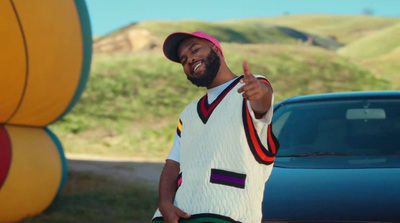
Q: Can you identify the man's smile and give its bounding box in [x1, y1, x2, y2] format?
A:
[192, 61, 203, 75]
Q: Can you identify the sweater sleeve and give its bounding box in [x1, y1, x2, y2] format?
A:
[242, 76, 279, 165]
[246, 93, 274, 153]
[166, 118, 182, 163]
[166, 133, 180, 162]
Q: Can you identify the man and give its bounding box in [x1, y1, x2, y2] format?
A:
[151, 31, 279, 223]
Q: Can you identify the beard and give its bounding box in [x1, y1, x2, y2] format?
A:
[187, 48, 221, 87]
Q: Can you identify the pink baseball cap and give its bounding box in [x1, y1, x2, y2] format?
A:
[163, 31, 225, 63]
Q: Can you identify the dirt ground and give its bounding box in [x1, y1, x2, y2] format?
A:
[66, 153, 165, 188]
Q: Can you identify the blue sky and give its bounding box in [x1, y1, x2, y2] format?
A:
[85, 0, 400, 36]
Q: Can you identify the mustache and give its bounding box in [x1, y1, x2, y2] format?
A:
[190, 59, 204, 76]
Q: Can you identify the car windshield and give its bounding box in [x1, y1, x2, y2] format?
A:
[272, 98, 400, 168]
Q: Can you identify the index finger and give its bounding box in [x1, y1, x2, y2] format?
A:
[243, 61, 251, 76]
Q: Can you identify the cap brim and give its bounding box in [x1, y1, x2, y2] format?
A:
[163, 32, 198, 63]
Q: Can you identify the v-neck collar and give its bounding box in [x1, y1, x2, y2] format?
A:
[197, 76, 242, 124]
[207, 78, 236, 104]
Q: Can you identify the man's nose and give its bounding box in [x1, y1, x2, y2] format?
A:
[189, 56, 196, 64]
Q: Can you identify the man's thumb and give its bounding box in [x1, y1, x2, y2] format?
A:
[243, 61, 251, 76]
[177, 209, 191, 219]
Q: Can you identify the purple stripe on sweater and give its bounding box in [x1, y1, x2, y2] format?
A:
[210, 174, 245, 185]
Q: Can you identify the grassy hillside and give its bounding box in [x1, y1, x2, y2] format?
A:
[129, 20, 342, 50]
[359, 47, 400, 88]
[224, 43, 388, 99]
[336, 23, 400, 88]
[22, 171, 157, 223]
[338, 23, 400, 59]
[231, 14, 400, 44]
[363, 46, 400, 71]
[50, 43, 390, 161]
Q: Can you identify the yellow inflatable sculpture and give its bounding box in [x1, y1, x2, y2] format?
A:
[0, 0, 92, 222]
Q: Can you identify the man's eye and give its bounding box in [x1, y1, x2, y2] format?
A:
[193, 48, 199, 53]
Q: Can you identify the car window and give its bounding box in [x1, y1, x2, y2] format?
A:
[273, 99, 400, 158]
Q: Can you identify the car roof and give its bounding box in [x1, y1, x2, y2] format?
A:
[276, 91, 400, 106]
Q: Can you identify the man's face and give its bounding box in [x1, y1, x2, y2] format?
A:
[177, 38, 221, 87]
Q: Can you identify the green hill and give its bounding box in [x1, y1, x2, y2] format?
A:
[51, 43, 390, 160]
[121, 20, 343, 50]
[360, 46, 400, 88]
[99, 15, 400, 52]
[338, 23, 400, 59]
[58, 15, 400, 160]
[336, 23, 400, 88]
[230, 14, 400, 44]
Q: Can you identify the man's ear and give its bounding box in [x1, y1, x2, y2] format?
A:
[211, 44, 222, 57]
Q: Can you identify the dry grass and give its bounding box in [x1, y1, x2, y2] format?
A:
[21, 171, 158, 223]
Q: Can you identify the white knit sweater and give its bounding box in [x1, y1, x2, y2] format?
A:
[152, 76, 279, 223]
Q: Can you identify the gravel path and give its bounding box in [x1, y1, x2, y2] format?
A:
[66, 153, 165, 188]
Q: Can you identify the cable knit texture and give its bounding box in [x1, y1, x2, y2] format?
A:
[152, 76, 276, 223]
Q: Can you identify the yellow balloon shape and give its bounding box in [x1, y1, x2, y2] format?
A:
[0, 0, 92, 222]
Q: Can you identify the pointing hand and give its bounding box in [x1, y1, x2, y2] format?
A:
[237, 61, 265, 101]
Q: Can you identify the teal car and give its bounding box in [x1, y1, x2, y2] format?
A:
[262, 91, 400, 222]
